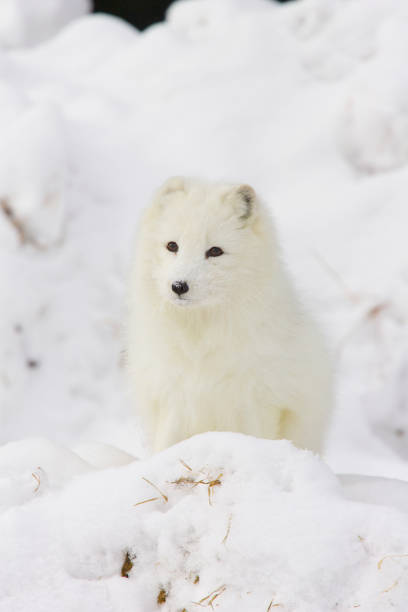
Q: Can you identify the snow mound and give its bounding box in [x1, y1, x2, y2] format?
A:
[0, 103, 67, 248]
[23, 13, 138, 77]
[0, 437, 91, 511]
[2, 434, 408, 611]
[73, 441, 136, 468]
[0, 0, 90, 48]
[341, 473, 408, 514]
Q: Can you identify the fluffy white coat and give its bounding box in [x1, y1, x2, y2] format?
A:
[128, 177, 332, 453]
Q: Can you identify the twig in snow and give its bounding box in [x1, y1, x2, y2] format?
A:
[193, 584, 226, 608]
[222, 514, 232, 544]
[133, 496, 160, 507]
[267, 600, 282, 610]
[179, 458, 192, 471]
[382, 579, 399, 594]
[192, 473, 222, 506]
[32, 469, 41, 493]
[170, 470, 223, 505]
[142, 477, 168, 503]
[377, 553, 408, 595]
[357, 535, 371, 555]
[0, 198, 42, 249]
[377, 553, 408, 570]
[171, 476, 196, 487]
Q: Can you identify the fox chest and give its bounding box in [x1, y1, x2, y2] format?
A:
[143, 336, 276, 404]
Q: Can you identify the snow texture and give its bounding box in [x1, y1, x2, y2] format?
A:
[0, 0, 90, 48]
[1, 0, 408, 610]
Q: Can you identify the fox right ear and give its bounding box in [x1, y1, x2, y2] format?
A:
[158, 176, 186, 197]
[146, 176, 186, 223]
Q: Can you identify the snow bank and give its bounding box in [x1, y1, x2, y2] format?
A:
[2, 433, 408, 612]
[0, 103, 67, 248]
[0, 0, 90, 48]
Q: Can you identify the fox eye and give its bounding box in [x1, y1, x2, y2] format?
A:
[166, 241, 178, 253]
[206, 246, 224, 258]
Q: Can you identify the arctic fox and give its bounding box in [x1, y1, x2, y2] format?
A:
[128, 177, 332, 453]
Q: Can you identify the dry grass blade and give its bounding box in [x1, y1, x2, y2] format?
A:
[222, 514, 232, 544]
[377, 553, 408, 570]
[0, 198, 42, 248]
[133, 496, 159, 507]
[171, 476, 196, 487]
[206, 474, 222, 506]
[377, 553, 408, 595]
[170, 470, 222, 505]
[191, 473, 222, 506]
[179, 458, 192, 471]
[142, 477, 168, 503]
[1, 199, 27, 244]
[193, 585, 226, 608]
[32, 470, 41, 493]
[267, 601, 282, 610]
[382, 579, 399, 594]
[207, 587, 226, 608]
[366, 302, 388, 319]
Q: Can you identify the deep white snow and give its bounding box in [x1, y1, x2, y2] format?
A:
[1, 0, 408, 610]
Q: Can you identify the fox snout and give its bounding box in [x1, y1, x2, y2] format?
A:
[172, 281, 189, 296]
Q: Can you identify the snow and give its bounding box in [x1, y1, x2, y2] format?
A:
[1, 0, 408, 609]
[0, 0, 90, 48]
[3, 434, 408, 611]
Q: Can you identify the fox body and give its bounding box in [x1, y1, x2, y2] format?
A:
[128, 177, 331, 453]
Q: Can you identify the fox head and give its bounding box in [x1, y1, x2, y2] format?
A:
[136, 177, 277, 310]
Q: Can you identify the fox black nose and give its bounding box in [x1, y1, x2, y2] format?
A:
[172, 281, 189, 296]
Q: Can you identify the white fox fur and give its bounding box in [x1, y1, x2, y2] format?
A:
[127, 177, 332, 453]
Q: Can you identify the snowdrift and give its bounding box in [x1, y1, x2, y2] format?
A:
[1, 433, 408, 611]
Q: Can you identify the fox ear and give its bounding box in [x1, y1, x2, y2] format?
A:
[145, 176, 186, 224]
[148, 176, 186, 218]
[224, 184, 256, 222]
[158, 176, 186, 197]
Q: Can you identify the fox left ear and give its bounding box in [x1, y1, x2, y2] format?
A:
[224, 184, 256, 222]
